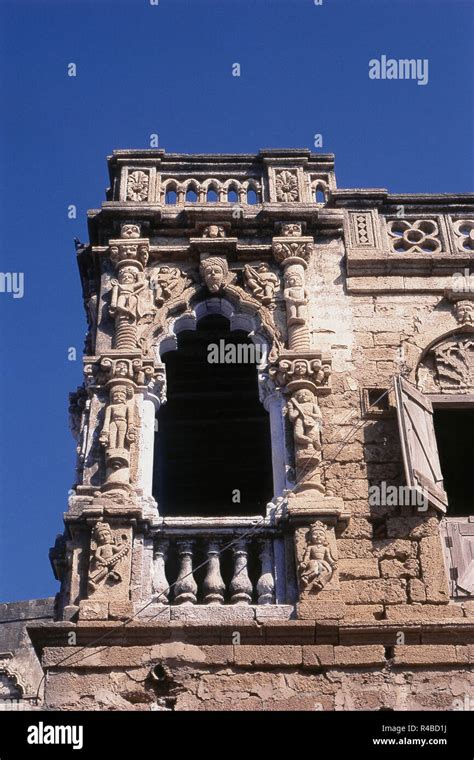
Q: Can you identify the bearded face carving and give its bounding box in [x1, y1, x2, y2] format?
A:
[200, 256, 229, 293]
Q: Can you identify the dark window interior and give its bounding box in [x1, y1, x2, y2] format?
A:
[434, 408, 474, 516]
[368, 388, 390, 412]
[153, 314, 273, 516]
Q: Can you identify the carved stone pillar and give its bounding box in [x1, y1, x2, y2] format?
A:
[174, 541, 197, 604]
[272, 223, 313, 352]
[230, 540, 253, 604]
[202, 541, 225, 605]
[257, 539, 275, 605]
[152, 540, 169, 604]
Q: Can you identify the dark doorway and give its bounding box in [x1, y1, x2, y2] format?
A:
[433, 408, 474, 516]
[153, 315, 273, 516]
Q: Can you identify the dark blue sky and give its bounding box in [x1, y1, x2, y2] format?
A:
[0, 0, 472, 602]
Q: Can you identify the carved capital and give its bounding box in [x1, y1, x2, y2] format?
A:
[272, 237, 313, 266]
[108, 226, 149, 271]
[270, 352, 332, 394]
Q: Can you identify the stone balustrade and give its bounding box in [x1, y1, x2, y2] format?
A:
[152, 522, 293, 605]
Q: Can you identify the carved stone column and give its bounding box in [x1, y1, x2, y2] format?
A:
[152, 540, 169, 604]
[202, 541, 225, 605]
[257, 539, 275, 605]
[174, 541, 197, 604]
[230, 540, 253, 604]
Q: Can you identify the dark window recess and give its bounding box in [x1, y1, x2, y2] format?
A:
[433, 409, 474, 516]
[367, 388, 390, 412]
[153, 315, 273, 517]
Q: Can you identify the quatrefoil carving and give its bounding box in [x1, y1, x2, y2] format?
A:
[387, 219, 441, 254]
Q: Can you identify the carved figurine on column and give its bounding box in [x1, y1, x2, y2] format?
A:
[287, 389, 324, 492]
[99, 383, 136, 491]
[88, 521, 130, 594]
[283, 266, 308, 326]
[298, 521, 337, 593]
[110, 266, 155, 351]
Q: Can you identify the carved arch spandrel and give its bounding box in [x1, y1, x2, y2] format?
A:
[415, 329, 474, 394]
[140, 282, 284, 365]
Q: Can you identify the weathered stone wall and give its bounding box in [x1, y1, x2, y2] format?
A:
[40, 641, 474, 711]
[0, 598, 55, 703]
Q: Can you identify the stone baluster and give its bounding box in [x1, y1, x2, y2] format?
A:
[174, 540, 197, 604]
[257, 539, 275, 605]
[152, 540, 169, 604]
[230, 540, 253, 604]
[202, 540, 225, 605]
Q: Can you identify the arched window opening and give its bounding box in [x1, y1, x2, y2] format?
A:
[247, 188, 258, 205]
[153, 314, 273, 517]
[206, 187, 218, 202]
[315, 187, 326, 204]
[165, 188, 177, 205]
[186, 187, 198, 202]
[227, 188, 238, 203]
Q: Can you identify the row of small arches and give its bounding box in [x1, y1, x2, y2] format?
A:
[162, 178, 262, 205]
[160, 178, 329, 205]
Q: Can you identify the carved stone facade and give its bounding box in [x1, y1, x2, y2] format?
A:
[6, 148, 474, 711]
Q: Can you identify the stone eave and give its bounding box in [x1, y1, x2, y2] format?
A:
[27, 618, 474, 660]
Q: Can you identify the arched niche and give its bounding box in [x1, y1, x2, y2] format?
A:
[416, 329, 474, 394]
[145, 297, 289, 515]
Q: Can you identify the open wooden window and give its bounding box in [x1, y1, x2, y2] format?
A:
[441, 519, 474, 597]
[394, 376, 448, 512]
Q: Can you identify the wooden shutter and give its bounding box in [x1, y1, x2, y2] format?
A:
[442, 519, 474, 597]
[394, 376, 448, 513]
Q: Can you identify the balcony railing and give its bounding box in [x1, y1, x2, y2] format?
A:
[151, 517, 296, 606]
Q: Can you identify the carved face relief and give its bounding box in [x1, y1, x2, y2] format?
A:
[293, 361, 308, 377]
[454, 300, 474, 325]
[285, 271, 303, 288]
[281, 223, 302, 237]
[121, 224, 141, 239]
[118, 267, 137, 285]
[115, 361, 129, 378]
[203, 224, 225, 239]
[200, 257, 228, 292]
[111, 388, 127, 404]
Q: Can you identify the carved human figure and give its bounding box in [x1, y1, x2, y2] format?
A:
[299, 522, 337, 592]
[153, 266, 188, 306]
[244, 263, 279, 305]
[109, 266, 155, 349]
[88, 521, 130, 593]
[283, 269, 308, 326]
[287, 389, 322, 452]
[99, 386, 136, 452]
[200, 256, 228, 293]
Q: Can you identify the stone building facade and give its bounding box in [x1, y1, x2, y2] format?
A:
[21, 149, 474, 710]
